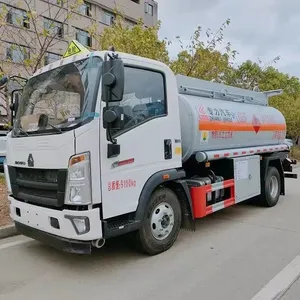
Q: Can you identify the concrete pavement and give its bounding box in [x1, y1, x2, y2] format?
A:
[1, 171, 300, 300]
[282, 277, 300, 299]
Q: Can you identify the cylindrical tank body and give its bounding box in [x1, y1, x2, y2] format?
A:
[179, 94, 286, 162]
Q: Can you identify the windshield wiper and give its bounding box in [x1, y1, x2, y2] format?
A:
[17, 127, 29, 136]
[36, 114, 63, 134]
[47, 122, 63, 134]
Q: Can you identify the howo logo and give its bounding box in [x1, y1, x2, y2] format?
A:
[27, 154, 34, 167]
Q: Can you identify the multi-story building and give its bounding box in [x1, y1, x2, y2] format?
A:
[0, 0, 158, 123]
[0, 0, 158, 68]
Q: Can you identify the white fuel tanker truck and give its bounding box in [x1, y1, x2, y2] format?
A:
[3, 41, 297, 255]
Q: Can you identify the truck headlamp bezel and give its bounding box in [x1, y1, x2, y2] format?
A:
[65, 152, 92, 205]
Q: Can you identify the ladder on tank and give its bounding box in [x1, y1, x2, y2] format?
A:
[176, 74, 282, 106]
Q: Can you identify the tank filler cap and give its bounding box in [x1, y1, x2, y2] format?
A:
[195, 152, 207, 163]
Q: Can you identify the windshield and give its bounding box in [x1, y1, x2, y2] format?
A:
[13, 56, 103, 136]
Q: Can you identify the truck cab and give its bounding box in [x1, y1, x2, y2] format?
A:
[5, 43, 184, 254]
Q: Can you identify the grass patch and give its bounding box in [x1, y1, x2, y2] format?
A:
[0, 174, 5, 186]
[290, 145, 300, 161]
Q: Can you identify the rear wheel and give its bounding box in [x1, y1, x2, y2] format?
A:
[260, 166, 281, 207]
[136, 187, 182, 255]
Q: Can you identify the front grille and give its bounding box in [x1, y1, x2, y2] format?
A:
[16, 168, 58, 183]
[18, 186, 57, 199]
[8, 167, 68, 208]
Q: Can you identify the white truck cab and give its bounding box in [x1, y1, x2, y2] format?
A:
[4, 41, 297, 255]
[5, 42, 185, 254]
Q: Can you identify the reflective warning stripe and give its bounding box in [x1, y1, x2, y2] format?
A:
[195, 144, 289, 162]
[190, 179, 235, 218]
[206, 196, 236, 215]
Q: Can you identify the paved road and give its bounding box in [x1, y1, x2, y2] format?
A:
[282, 278, 300, 300]
[1, 170, 300, 300]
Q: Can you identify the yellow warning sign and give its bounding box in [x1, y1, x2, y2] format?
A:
[63, 40, 90, 58]
[200, 131, 209, 144]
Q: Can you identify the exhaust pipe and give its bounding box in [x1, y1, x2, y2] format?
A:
[91, 238, 106, 249]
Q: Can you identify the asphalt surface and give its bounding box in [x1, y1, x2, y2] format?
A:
[1, 169, 300, 300]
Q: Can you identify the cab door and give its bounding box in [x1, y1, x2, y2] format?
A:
[99, 60, 182, 219]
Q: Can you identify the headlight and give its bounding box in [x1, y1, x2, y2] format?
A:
[65, 152, 92, 205]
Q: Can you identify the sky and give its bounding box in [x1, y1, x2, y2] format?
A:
[156, 0, 300, 77]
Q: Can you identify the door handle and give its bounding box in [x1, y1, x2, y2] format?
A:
[164, 139, 172, 160]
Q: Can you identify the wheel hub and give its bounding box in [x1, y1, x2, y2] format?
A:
[161, 214, 170, 228]
[150, 202, 175, 241]
[269, 175, 279, 198]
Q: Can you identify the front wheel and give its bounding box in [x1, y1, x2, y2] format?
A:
[136, 187, 182, 255]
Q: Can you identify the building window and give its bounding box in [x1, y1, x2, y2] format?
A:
[78, 1, 92, 16]
[44, 52, 61, 65]
[131, 0, 140, 3]
[75, 28, 92, 47]
[100, 10, 115, 26]
[6, 44, 30, 63]
[145, 3, 153, 15]
[125, 19, 136, 28]
[6, 6, 30, 29]
[44, 18, 64, 38]
[47, 0, 62, 5]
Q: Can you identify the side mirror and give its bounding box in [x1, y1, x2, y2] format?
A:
[0, 76, 9, 89]
[101, 58, 124, 102]
[102, 106, 124, 130]
[11, 91, 20, 112]
[0, 74, 27, 91]
[10, 90, 20, 126]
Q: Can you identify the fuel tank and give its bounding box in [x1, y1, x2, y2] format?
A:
[177, 75, 286, 162]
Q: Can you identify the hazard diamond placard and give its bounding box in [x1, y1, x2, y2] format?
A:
[63, 40, 90, 58]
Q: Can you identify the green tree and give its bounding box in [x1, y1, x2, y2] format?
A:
[263, 69, 300, 140]
[89, 14, 169, 64]
[169, 19, 237, 82]
[227, 59, 300, 139]
[90, 16, 237, 83]
[225, 57, 280, 89]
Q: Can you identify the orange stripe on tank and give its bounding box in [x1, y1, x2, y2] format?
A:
[199, 121, 286, 132]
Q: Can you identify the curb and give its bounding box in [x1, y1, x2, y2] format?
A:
[0, 224, 18, 240]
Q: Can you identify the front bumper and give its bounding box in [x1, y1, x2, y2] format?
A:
[9, 196, 103, 243]
[15, 222, 92, 254]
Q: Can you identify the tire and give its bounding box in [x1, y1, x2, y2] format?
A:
[260, 166, 281, 207]
[135, 187, 182, 255]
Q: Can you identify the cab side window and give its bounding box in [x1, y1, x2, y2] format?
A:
[115, 67, 166, 134]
